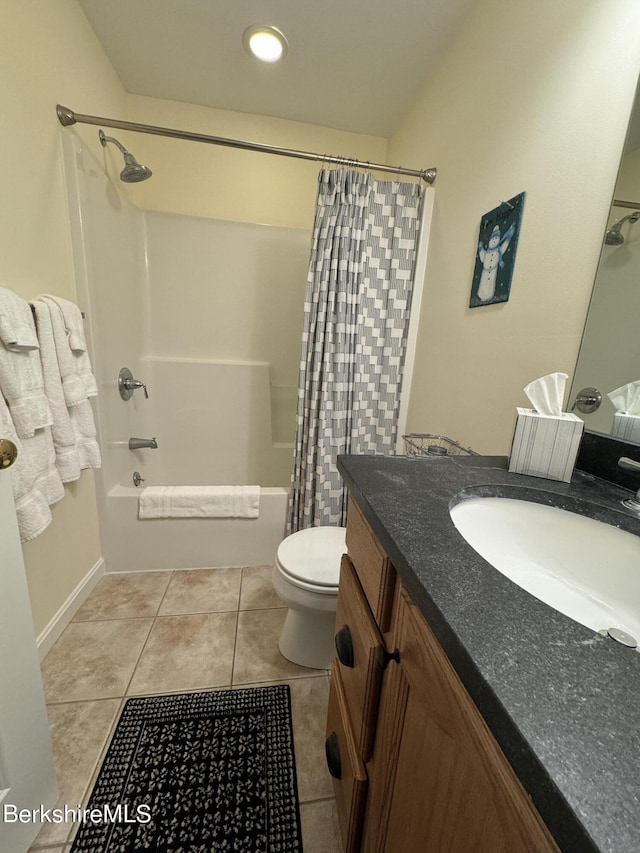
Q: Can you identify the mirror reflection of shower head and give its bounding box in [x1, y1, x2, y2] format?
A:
[604, 210, 640, 245]
[98, 129, 152, 183]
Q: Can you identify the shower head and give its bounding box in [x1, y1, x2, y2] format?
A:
[605, 226, 625, 246]
[98, 129, 152, 183]
[604, 210, 640, 245]
[120, 152, 153, 183]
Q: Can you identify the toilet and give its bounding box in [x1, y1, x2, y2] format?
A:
[272, 526, 347, 669]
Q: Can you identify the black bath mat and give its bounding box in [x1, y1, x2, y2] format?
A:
[70, 685, 303, 852]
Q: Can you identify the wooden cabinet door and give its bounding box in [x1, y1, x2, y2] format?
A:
[363, 585, 559, 853]
[334, 554, 384, 762]
[326, 663, 368, 853]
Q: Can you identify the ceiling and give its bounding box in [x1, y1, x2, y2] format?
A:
[77, 0, 476, 138]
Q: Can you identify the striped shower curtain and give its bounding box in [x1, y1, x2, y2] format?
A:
[287, 168, 424, 532]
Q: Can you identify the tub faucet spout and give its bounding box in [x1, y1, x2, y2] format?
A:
[129, 437, 158, 450]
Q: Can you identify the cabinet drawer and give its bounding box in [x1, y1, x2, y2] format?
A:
[346, 499, 396, 632]
[326, 662, 368, 853]
[335, 554, 384, 762]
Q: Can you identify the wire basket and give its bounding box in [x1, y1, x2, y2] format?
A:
[402, 433, 479, 457]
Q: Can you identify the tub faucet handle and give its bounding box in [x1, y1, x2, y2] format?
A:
[129, 379, 149, 399]
[118, 367, 149, 400]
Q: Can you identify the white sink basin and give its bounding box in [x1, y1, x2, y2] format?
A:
[449, 497, 640, 645]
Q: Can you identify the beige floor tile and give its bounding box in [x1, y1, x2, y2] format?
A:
[289, 676, 334, 802]
[159, 567, 242, 615]
[30, 699, 120, 848]
[300, 799, 343, 853]
[239, 564, 282, 610]
[233, 608, 320, 684]
[29, 846, 66, 852]
[41, 619, 153, 703]
[127, 612, 237, 695]
[73, 571, 172, 621]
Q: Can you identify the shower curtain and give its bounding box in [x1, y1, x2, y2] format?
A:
[287, 168, 424, 532]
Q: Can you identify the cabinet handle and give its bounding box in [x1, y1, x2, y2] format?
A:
[375, 643, 400, 671]
[335, 624, 355, 668]
[325, 731, 342, 779]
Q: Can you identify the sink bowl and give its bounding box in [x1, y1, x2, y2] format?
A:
[449, 497, 640, 644]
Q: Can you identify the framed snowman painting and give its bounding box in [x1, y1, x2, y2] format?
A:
[469, 191, 525, 307]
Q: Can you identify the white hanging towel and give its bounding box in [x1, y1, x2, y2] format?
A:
[0, 393, 53, 542]
[40, 296, 98, 403]
[0, 288, 52, 437]
[139, 485, 260, 519]
[40, 293, 87, 352]
[31, 300, 101, 481]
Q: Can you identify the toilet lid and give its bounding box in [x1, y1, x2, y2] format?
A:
[277, 526, 346, 588]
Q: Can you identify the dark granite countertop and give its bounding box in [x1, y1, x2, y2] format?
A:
[337, 453, 640, 853]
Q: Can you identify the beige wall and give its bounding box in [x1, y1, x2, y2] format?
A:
[9, 0, 640, 630]
[1, 1, 387, 633]
[390, 0, 640, 454]
[119, 94, 388, 229]
[0, 1, 127, 634]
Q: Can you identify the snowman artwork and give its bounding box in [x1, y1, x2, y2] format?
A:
[476, 221, 516, 302]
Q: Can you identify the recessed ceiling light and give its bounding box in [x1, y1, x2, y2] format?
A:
[243, 25, 288, 63]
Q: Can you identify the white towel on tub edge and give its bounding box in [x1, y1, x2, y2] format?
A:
[139, 485, 260, 519]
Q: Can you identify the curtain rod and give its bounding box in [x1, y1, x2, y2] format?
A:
[56, 104, 437, 184]
[613, 198, 640, 210]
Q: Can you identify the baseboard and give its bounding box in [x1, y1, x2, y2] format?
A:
[36, 557, 105, 662]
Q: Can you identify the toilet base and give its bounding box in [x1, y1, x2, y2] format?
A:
[278, 607, 336, 669]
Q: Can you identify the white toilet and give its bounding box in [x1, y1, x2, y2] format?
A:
[272, 526, 347, 669]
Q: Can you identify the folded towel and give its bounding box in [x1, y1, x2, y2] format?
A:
[139, 485, 260, 519]
[0, 393, 53, 541]
[32, 300, 101, 481]
[40, 296, 97, 405]
[0, 286, 40, 349]
[0, 293, 52, 438]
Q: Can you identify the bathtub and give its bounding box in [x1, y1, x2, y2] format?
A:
[102, 484, 289, 573]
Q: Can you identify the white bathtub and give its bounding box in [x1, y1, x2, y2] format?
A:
[102, 484, 289, 573]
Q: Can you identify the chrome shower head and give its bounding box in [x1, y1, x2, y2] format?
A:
[605, 210, 640, 245]
[98, 129, 152, 183]
[605, 226, 625, 246]
[120, 153, 153, 183]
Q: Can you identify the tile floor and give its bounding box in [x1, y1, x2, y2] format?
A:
[30, 565, 342, 852]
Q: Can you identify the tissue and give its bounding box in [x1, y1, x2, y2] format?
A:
[607, 381, 640, 415]
[523, 372, 568, 417]
[509, 372, 583, 482]
[608, 381, 640, 442]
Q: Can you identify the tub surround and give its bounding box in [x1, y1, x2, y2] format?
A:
[104, 485, 287, 572]
[337, 453, 640, 853]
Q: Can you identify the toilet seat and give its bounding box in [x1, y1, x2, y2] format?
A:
[275, 526, 346, 592]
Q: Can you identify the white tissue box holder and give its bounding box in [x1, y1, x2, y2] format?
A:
[508, 408, 584, 483]
[611, 413, 640, 443]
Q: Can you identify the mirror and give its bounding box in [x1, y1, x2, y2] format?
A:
[570, 82, 640, 443]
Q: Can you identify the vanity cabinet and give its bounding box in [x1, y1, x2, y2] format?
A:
[326, 497, 560, 853]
